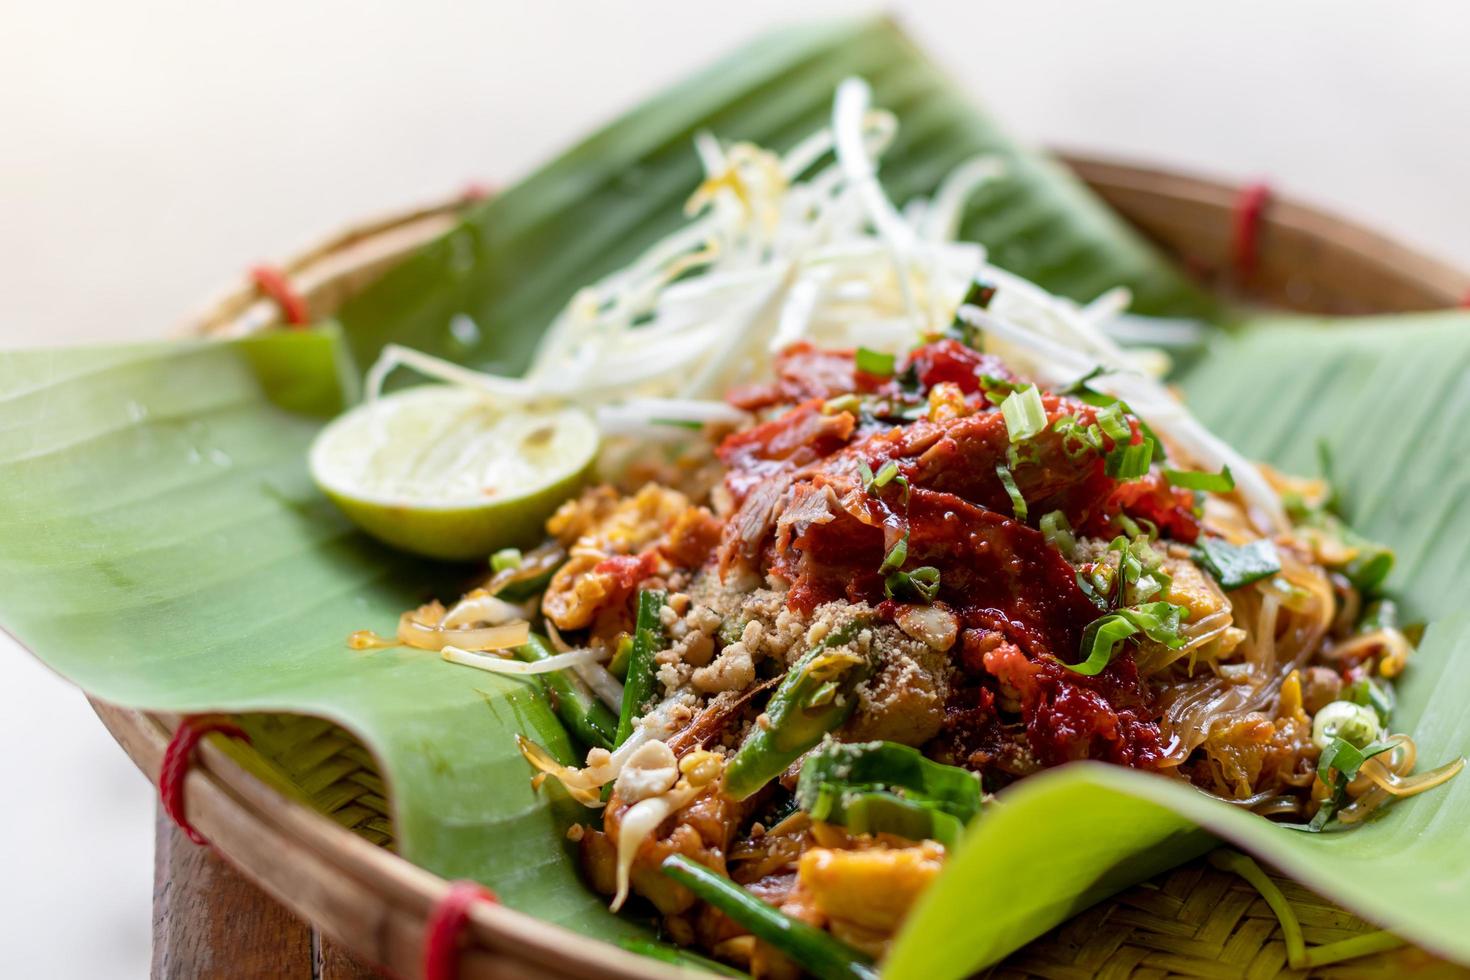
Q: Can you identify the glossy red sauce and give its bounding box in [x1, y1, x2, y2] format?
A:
[714, 340, 1187, 776]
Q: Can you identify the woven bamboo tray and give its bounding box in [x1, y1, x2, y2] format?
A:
[92, 156, 1470, 979]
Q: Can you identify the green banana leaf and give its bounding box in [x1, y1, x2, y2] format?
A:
[4, 14, 1469, 980]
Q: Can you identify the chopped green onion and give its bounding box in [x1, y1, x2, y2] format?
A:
[1105, 437, 1154, 479]
[1094, 402, 1131, 442]
[1063, 601, 1186, 676]
[1040, 510, 1075, 558]
[855, 347, 895, 377]
[615, 590, 667, 746]
[660, 855, 877, 980]
[872, 459, 900, 488]
[879, 533, 909, 574]
[1060, 364, 1107, 394]
[978, 373, 1019, 406]
[1000, 385, 1047, 443]
[1053, 415, 1104, 459]
[960, 277, 997, 310]
[995, 464, 1027, 522]
[797, 740, 981, 849]
[1164, 466, 1236, 492]
[823, 393, 862, 416]
[1357, 597, 1399, 634]
[1193, 537, 1282, 590]
[1303, 737, 1396, 831]
[1344, 676, 1395, 725]
[884, 565, 940, 603]
[857, 459, 875, 490]
[489, 547, 523, 573]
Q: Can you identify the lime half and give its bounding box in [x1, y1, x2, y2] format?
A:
[309, 384, 598, 561]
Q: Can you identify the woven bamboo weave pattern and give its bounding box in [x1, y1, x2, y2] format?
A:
[991, 860, 1468, 979]
[235, 713, 395, 848]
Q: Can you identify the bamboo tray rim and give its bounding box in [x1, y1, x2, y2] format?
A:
[87, 153, 1470, 979]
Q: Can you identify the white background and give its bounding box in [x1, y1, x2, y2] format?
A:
[2, 2, 1467, 976]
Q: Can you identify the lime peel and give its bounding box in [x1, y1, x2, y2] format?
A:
[309, 384, 597, 561]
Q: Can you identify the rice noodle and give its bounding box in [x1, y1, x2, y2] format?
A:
[349, 604, 530, 654]
[546, 620, 625, 710]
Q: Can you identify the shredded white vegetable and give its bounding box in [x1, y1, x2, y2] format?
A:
[365, 76, 1287, 535]
[441, 645, 607, 675]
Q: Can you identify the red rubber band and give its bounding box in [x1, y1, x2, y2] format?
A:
[158, 716, 249, 845]
[249, 264, 310, 326]
[1231, 181, 1272, 280]
[423, 880, 499, 980]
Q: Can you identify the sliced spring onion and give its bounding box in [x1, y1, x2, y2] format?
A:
[1040, 510, 1076, 558]
[872, 459, 900, 488]
[879, 533, 909, 574]
[1193, 536, 1282, 590]
[797, 740, 981, 824]
[1094, 402, 1131, 442]
[1000, 385, 1047, 443]
[960, 276, 997, 310]
[1164, 466, 1235, 492]
[660, 855, 877, 980]
[1344, 675, 1395, 725]
[995, 464, 1027, 522]
[615, 590, 667, 746]
[489, 547, 523, 573]
[855, 347, 896, 376]
[884, 565, 940, 603]
[1104, 436, 1154, 479]
[1063, 601, 1186, 676]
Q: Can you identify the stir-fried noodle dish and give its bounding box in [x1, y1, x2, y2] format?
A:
[342, 80, 1461, 976]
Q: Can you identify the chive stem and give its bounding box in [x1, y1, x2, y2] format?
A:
[661, 855, 876, 980]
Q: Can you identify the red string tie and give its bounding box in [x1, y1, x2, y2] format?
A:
[1231, 180, 1273, 281]
[460, 181, 494, 203]
[249, 264, 310, 327]
[423, 880, 499, 980]
[158, 716, 250, 846]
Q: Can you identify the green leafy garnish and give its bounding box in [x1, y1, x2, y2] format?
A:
[1000, 385, 1047, 443]
[614, 590, 667, 746]
[661, 855, 876, 979]
[1064, 601, 1186, 676]
[855, 347, 896, 377]
[1193, 536, 1282, 590]
[1040, 510, 1076, 558]
[1293, 738, 1397, 832]
[797, 740, 982, 847]
[1283, 493, 1395, 592]
[1105, 437, 1155, 479]
[1094, 402, 1131, 442]
[1059, 364, 1107, 394]
[885, 565, 940, 603]
[489, 547, 523, 573]
[880, 533, 910, 574]
[1164, 466, 1236, 492]
[1345, 676, 1396, 725]
[960, 277, 997, 311]
[995, 464, 1027, 522]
